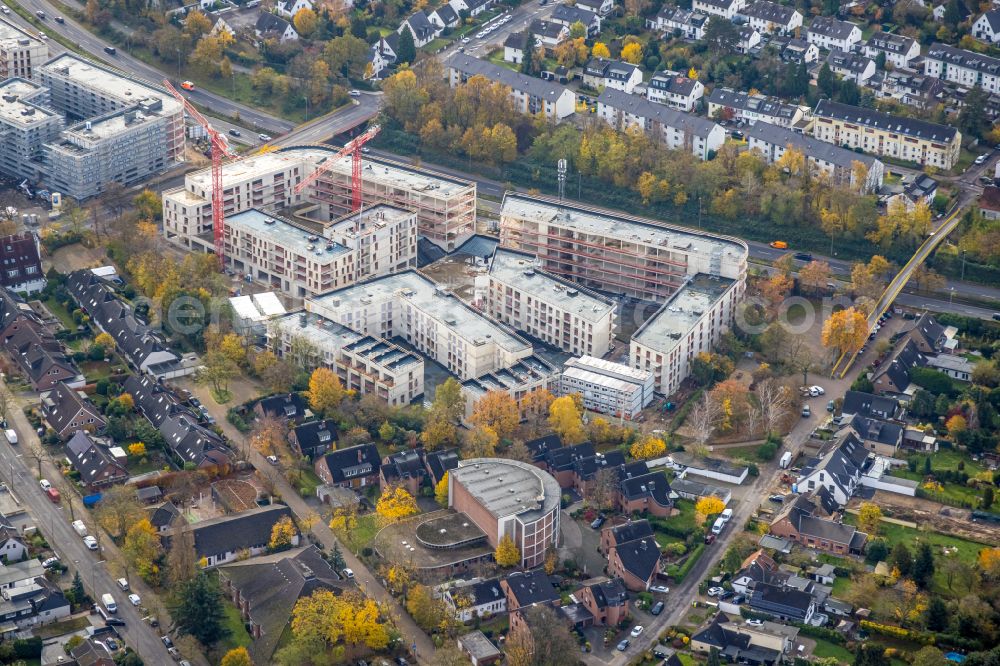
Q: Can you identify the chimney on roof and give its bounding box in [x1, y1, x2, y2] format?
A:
[358, 448, 363, 463]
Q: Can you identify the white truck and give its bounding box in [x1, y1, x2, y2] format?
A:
[3, 429, 16, 445]
[779, 451, 793, 469]
[102, 593, 117, 614]
[71, 520, 87, 537]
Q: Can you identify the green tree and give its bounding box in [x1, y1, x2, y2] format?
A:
[70, 570, 86, 604]
[855, 643, 890, 666]
[925, 596, 949, 632]
[943, 0, 963, 26]
[817, 63, 837, 98]
[397, 25, 416, 65]
[892, 543, 912, 577]
[171, 573, 229, 645]
[912, 542, 935, 589]
[958, 86, 990, 140]
[865, 538, 888, 565]
[707, 647, 722, 666]
[984, 486, 995, 510]
[913, 646, 949, 666]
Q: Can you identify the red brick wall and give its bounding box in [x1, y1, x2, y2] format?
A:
[608, 548, 651, 592]
[452, 476, 500, 547]
[620, 497, 673, 518]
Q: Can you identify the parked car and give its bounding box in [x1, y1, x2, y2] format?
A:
[349, 89, 361, 97]
[342, 568, 354, 579]
[84, 536, 98, 550]
[617, 639, 630, 651]
[768, 494, 785, 503]
[168, 647, 182, 660]
[809, 385, 825, 396]
[650, 585, 669, 593]
[104, 617, 125, 627]
[794, 252, 812, 261]
[105, 638, 119, 651]
[590, 515, 605, 529]
[41, 557, 60, 569]
[228, 129, 241, 137]
[266, 455, 279, 465]
[719, 590, 735, 600]
[103, 46, 116, 55]
[801, 405, 811, 418]
[39, 479, 51, 491]
[975, 154, 988, 165]
[827, 400, 836, 412]
[161, 636, 174, 648]
[746, 619, 764, 627]
[630, 626, 644, 637]
[128, 594, 141, 606]
[707, 587, 725, 597]
[651, 601, 664, 615]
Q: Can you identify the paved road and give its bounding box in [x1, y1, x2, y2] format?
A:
[0, 380, 180, 664]
[273, 92, 382, 147]
[447, 0, 556, 60]
[181, 382, 437, 664]
[13, 0, 293, 134]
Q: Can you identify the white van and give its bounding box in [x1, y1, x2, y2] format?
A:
[102, 593, 117, 614]
[3, 428, 16, 445]
[72, 520, 87, 537]
[720, 508, 733, 524]
[711, 517, 725, 535]
[116, 578, 129, 591]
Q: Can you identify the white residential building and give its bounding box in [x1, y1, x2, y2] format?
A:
[924, 43, 1000, 95]
[0, 79, 62, 183]
[972, 10, 1000, 43]
[805, 16, 862, 52]
[647, 71, 705, 111]
[0, 17, 48, 80]
[631, 275, 742, 395]
[581, 58, 643, 94]
[162, 146, 476, 253]
[826, 49, 876, 84]
[560, 356, 654, 419]
[692, 0, 745, 20]
[487, 248, 617, 357]
[221, 205, 417, 298]
[707, 87, 803, 127]
[740, 0, 802, 35]
[863, 32, 921, 69]
[648, 7, 710, 40]
[575, 0, 614, 16]
[307, 271, 534, 381]
[275, 0, 312, 19]
[268, 311, 424, 406]
[597, 88, 725, 160]
[444, 54, 575, 120]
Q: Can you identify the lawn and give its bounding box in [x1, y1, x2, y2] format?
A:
[673, 499, 699, 533]
[423, 37, 452, 51]
[678, 654, 700, 666]
[831, 575, 853, 597]
[41, 296, 77, 331]
[487, 49, 519, 72]
[336, 513, 380, 553]
[289, 467, 323, 498]
[813, 638, 855, 664]
[35, 615, 91, 638]
[216, 601, 252, 654]
[891, 450, 987, 506]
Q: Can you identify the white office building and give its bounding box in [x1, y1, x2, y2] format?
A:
[0, 78, 62, 182]
[0, 17, 48, 79]
[560, 356, 654, 419]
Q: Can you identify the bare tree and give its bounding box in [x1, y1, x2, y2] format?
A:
[167, 527, 197, 585]
[688, 392, 721, 449]
[756, 378, 791, 436]
[746, 404, 762, 439]
[584, 467, 618, 511]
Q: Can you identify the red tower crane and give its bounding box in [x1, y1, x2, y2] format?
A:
[294, 124, 381, 211]
[163, 79, 238, 265]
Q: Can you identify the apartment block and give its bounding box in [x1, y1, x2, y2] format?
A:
[560, 356, 654, 419]
[805, 16, 862, 53]
[812, 99, 960, 170]
[746, 122, 885, 193]
[219, 205, 417, 298]
[631, 274, 741, 395]
[646, 70, 705, 112]
[0, 18, 48, 79]
[707, 88, 803, 127]
[268, 311, 424, 406]
[487, 248, 616, 357]
[597, 89, 724, 160]
[38, 54, 184, 199]
[443, 53, 576, 120]
[863, 32, 921, 69]
[924, 43, 1000, 95]
[306, 271, 534, 381]
[162, 146, 476, 252]
[499, 193, 747, 302]
[460, 355, 559, 423]
[0, 79, 62, 182]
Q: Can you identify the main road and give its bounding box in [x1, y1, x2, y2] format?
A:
[0, 380, 179, 664]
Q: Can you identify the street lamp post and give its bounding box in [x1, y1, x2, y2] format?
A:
[960, 250, 967, 281]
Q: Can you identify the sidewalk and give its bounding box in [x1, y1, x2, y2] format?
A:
[180, 381, 437, 662]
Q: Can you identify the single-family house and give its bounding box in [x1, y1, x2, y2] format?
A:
[367, 34, 399, 80]
[648, 7, 710, 40]
[840, 390, 901, 421]
[314, 443, 381, 488]
[0, 233, 45, 296]
[647, 70, 705, 111]
[839, 414, 903, 457]
[619, 470, 673, 517]
[0, 518, 27, 562]
[737, 25, 762, 53]
[607, 533, 660, 591]
[577, 577, 629, 626]
[980, 185, 1000, 220]
[905, 313, 957, 355]
[529, 19, 570, 47]
[575, 0, 614, 16]
[63, 431, 128, 491]
[148, 501, 182, 533]
[769, 494, 867, 555]
[693, 0, 746, 20]
[741, 0, 803, 34]
[255, 12, 299, 43]
[731, 550, 783, 595]
[449, 0, 497, 17]
[691, 616, 787, 665]
[748, 582, 816, 623]
[872, 338, 928, 395]
[380, 448, 426, 496]
[424, 447, 459, 485]
[581, 58, 642, 93]
[927, 354, 973, 381]
[550, 4, 601, 35]
[430, 4, 460, 29]
[40, 381, 106, 439]
[863, 32, 921, 69]
[445, 578, 507, 622]
[275, 0, 312, 19]
[254, 393, 309, 423]
[501, 570, 559, 632]
[806, 16, 862, 52]
[289, 419, 337, 460]
[772, 36, 820, 64]
[503, 31, 531, 64]
[826, 49, 876, 84]
[398, 11, 440, 48]
[973, 10, 1000, 42]
[167, 504, 298, 568]
[796, 433, 870, 506]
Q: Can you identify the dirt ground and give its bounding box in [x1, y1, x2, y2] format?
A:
[48, 243, 109, 274]
[857, 491, 1000, 545]
[419, 254, 486, 303]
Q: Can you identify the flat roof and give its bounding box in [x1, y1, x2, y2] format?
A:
[633, 274, 735, 352]
[0, 79, 58, 128]
[414, 511, 487, 547]
[461, 356, 558, 400]
[566, 355, 651, 382]
[310, 271, 530, 353]
[63, 106, 163, 140]
[452, 457, 561, 523]
[41, 53, 180, 114]
[181, 146, 473, 199]
[0, 17, 44, 47]
[561, 365, 643, 393]
[272, 312, 421, 371]
[229, 295, 264, 321]
[252, 292, 286, 317]
[228, 209, 350, 263]
[489, 248, 615, 322]
[329, 204, 414, 238]
[502, 193, 747, 263]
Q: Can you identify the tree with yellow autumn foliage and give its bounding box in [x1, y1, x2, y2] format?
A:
[307, 367, 344, 416]
[291, 588, 390, 651]
[620, 42, 642, 64]
[695, 496, 726, 525]
[94, 332, 114, 349]
[821, 307, 868, 356]
[123, 518, 161, 584]
[592, 42, 610, 58]
[470, 390, 520, 441]
[548, 395, 586, 444]
[375, 486, 419, 525]
[269, 515, 297, 551]
[495, 534, 521, 567]
[128, 442, 146, 457]
[630, 436, 666, 460]
[220, 647, 251, 666]
[435, 471, 450, 507]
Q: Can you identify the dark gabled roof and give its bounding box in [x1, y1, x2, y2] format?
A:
[574, 449, 627, 480]
[175, 505, 293, 559]
[977, 9, 1000, 34]
[656, 6, 711, 28]
[444, 53, 571, 102]
[381, 447, 426, 484]
[736, 550, 785, 588]
[649, 71, 701, 96]
[698, 0, 741, 8]
[433, 3, 459, 24]
[504, 570, 559, 606]
[746, 121, 879, 170]
[708, 87, 798, 120]
[814, 486, 839, 516]
[599, 88, 721, 139]
[525, 434, 562, 461]
[256, 392, 308, 420]
[911, 313, 946, 348]
[808, 16, 858, 40]
[136, 486, 162, 502]
[841, 390, 898, 420]
[693, 615, 751, 651]
[320, 443, 381, 483]
[468, 578, 505, 606]
[545, 441, 596, 472]
[425, 447, 459, 484]
[530, 19, 567, 39]
[551, 3, 597, 25]
[148, 501, 181, 529]
[588, 577, 628, 608]
[291, 418, 338, 455]
[866, 31, 917, 55]
[404, 10, 436, 39]
[845, 414, 903, 447]
[904, 175, 938, 200]
[874, 338, 927, 391]
[64, 431, 126, 486]
[42, 381, 104, 434]
[614, 536, 660, 582]
[620, 470, 672, 507]
[219, 545, 342, 662]
[606, 519, 655, 546]
[70, 637, 114, 666]
[826, 49, 873, 75]
[256, 11, 291, 34]
[800, 433, 869, 498]
[0, 287, 42, 332]
[981, 185, 1000, 212]
[797, 514, 865, 545]
[160, 413, 229, 468]
[743, 0, 798, 24]
[504, 30, 529, 50]
[0, 233, 43, 291]
[21, 342, 77, 384]
[123, 374, 189, 428]
[927, 43, 1000, 75]
[750, 582, 814, 613]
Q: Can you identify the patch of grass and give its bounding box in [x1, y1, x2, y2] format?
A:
[673, 499, 699, 533]
[79, 360, 114, 381]
[487, 49, 519, 71]
[41, 296, 77, 331]
[831, 575, 852, 597]
[35, 615, 91, 638]
[813, 638, 854, 663]
[216, 601, 252, 654]
[337, 513, 380, 553]
[422, 37, 452, 51]
[291, 467, 323, 498]
[677, 654, 699, 666]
